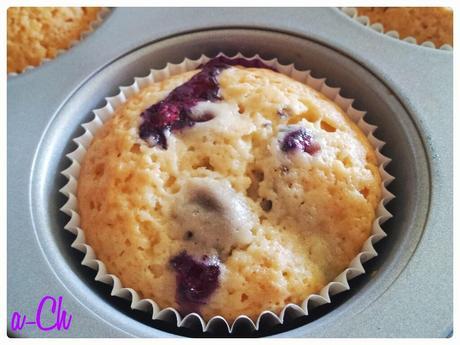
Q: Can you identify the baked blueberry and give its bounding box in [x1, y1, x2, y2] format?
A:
[281, 127, 320, 155]
[139, 57, 273, 148]
[170, 251, 220, 313]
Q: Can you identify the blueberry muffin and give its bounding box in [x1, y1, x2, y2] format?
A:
[7, 7, 101, 73]
[357, 7, 453, 47]
[77, 57, 382, 321]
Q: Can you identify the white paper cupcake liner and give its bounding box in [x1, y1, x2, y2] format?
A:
[341, 7, 453, 51]
[7, 7, 111, 77]
[59, 53, 395, 334]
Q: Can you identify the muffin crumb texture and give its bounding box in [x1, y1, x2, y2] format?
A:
[357, 7, 453, 47]
[78, 64, 382, 321]
[7, 7, 101, 73]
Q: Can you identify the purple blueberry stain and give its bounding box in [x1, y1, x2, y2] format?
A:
[169, 251, 220, 314]
[139, 57, 274, 149]
[281, 128, 320, 155]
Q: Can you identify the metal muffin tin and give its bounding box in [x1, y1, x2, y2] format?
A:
[7, 8, 452, 337]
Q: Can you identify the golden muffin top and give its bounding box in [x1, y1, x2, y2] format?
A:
[7, 7, 101, 73]
[357, 7, 453, 47]
[77, 62, 382, 321]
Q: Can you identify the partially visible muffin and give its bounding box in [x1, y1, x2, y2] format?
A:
[77, 58, 382, 321]
[7, 7, 101, 73]
[357, 7, 453, 47]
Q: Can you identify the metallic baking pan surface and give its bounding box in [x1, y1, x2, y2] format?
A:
[7, 8, 452, 337]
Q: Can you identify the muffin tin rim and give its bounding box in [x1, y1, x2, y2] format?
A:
[7, 6, 453, 82]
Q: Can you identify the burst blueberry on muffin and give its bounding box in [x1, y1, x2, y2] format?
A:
[7, 7, 102, 73]
[77, 57, 382, 321]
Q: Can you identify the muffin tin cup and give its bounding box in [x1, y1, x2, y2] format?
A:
[7, 7, 111, 77]
[59, 52, 395, 334]
[340, 7, 453, 50]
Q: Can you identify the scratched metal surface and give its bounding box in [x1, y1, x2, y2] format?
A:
[7, 8, 452, 337]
